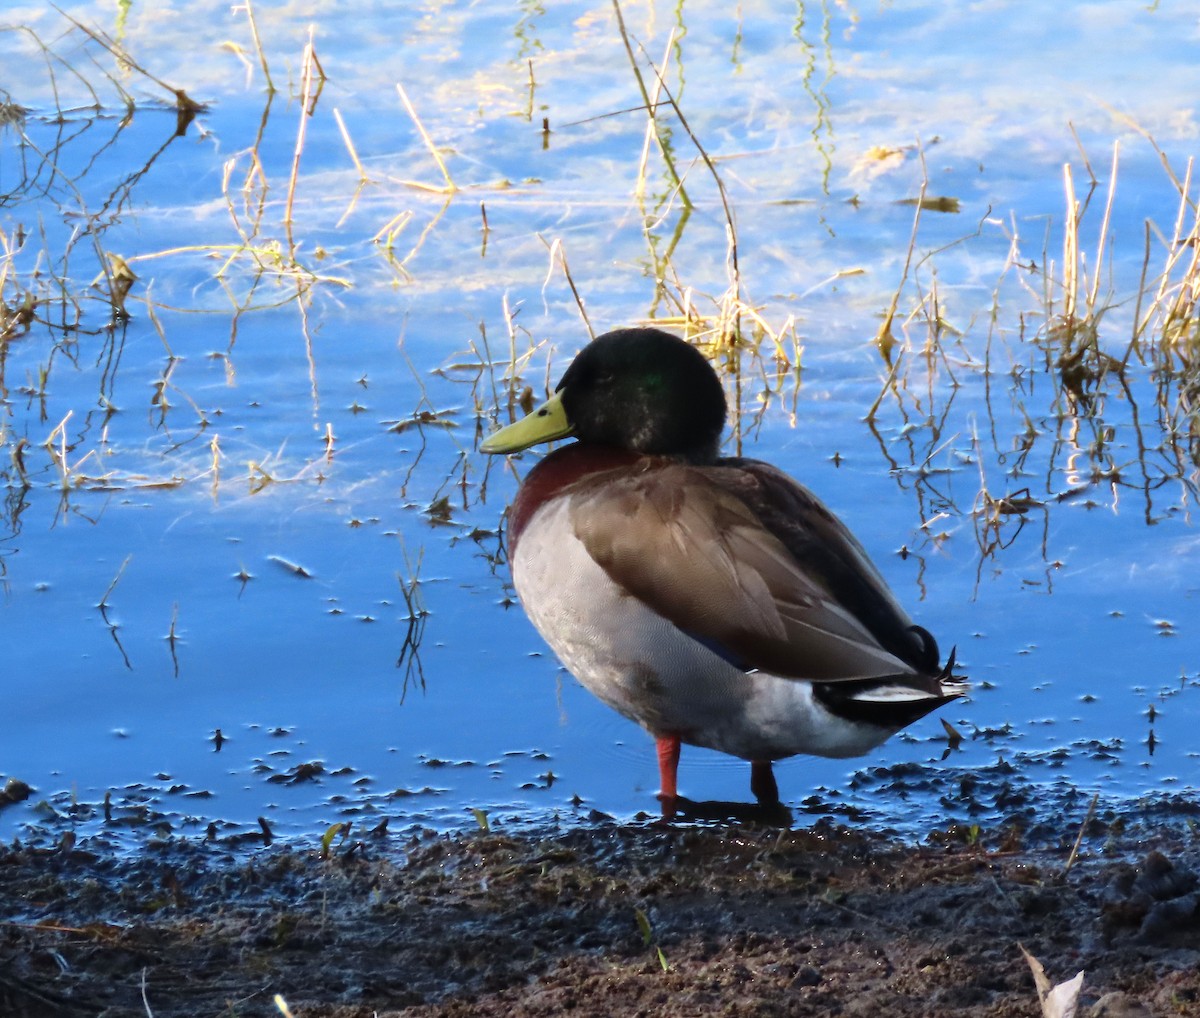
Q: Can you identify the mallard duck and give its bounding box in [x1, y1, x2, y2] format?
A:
[481, 327, 964, 806]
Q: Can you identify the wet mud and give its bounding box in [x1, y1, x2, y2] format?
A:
[2, 813, 1199, 1017]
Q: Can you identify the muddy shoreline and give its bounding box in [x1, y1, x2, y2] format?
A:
[3, 811, 1200, 1018]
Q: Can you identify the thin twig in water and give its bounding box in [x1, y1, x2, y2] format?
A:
[98, 555, 132, 610]
[166, 602, 181, 678]
[1068, 121, 1098, 186]
[1122, 220, 1153, 369]
[558, 102, 667, 129]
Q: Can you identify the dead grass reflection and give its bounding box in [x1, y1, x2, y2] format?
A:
[869, 134, 1200, 595]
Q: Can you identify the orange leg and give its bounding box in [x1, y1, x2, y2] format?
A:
[750, 760, 779, 805]
[655, 733, 682, 802]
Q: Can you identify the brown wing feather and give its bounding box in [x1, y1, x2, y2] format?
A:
[710, 459, 940, 675]
[568, 462, 923, 682]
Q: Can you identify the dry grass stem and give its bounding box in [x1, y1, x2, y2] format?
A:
[333, 107, 374, 226]
[1087, 144, 1119, 314]
[209, 436, 222, 500]
[638, 48, 743, 343]
[284, 29, 325, 254]
[237, 0, 275, 93]
[868, 148, 928, 420]
[334, 107, 371, 182]
[498, 292, 542, 398]
[1061, 162, 1079, 324]
[611, 0, 687, 205]
[539, 236, 594, 340]
[395, 82, 457, 193]
[634, 28, 682, 209]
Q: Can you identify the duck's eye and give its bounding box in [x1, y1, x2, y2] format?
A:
[537, 408, 549, 417]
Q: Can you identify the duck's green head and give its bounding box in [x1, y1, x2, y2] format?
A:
[480, 328, 727, 461]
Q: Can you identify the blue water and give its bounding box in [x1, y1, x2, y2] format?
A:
[1, 1, 1197, 849]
